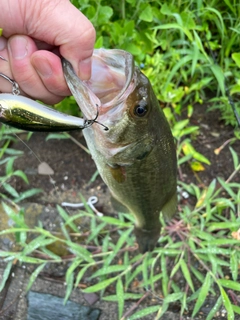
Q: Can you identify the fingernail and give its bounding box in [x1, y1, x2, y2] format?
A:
[0, 37, 7, 51]
[78, 58, 92, 80]
[33, 57, 53, 78]
[9, 36, 28, 60]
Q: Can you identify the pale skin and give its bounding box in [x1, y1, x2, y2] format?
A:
[0, 0, 96, 104]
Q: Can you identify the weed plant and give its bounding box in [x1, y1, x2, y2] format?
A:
[0, 1, 240, 319]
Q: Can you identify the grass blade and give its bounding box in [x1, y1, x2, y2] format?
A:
[0, 261, 13, 292]
[192, 272, 211, 317]
[117, 278, 124, 319]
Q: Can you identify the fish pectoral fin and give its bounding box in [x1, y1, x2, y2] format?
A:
[135, 143, 153, 161]
[162, 192, 178, 220]
[107, 164, 126, 183]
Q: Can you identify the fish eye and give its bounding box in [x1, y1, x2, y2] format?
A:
[134, 100, 148, 117]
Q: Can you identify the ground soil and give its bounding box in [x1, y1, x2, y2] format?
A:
[0, 102, 239, 320]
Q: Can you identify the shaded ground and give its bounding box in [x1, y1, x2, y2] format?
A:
[0, 103, 240, 319]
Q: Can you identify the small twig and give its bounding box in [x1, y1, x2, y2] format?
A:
[121, 290, 151, 320]
[228, 290, 240, 306]
[214, 137, 236, 155]
[225, 163, 240, 184]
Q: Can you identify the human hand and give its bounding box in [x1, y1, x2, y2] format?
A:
[0, 0, 95, 104]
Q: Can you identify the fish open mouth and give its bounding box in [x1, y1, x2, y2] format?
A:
[86, 49, 135, 105]
[63, 49, 136, 119]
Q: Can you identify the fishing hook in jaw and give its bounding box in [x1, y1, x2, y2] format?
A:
[84, 104, 109, 131]
[0, 56, 20, 95]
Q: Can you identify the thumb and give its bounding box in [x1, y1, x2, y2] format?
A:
[26, 0, 96, 79]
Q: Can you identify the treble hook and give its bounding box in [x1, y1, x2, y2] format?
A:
[0, 56, 20, 95]
[84, 104, 109, 131]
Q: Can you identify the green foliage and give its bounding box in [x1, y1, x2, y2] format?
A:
[66, 0, 240, 126]
[0, 126, 42, 203]
[0, 146, 240, 318]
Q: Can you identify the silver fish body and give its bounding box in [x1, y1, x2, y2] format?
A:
[63, 49, 177, 253]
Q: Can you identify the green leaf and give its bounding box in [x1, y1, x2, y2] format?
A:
[164, 292, 183, 303]
[218, 177, 237, 199]
[230, 251, 238, 281]
[208, 221, 239, 231]
[83, 276, 118, 293]
[222, 0, 236, 14]
[232, 52, 240, 68]
[0, 140, 10, 159]
[190, 266, 205, 284]
[75, 265, 90, 288]
[65, 241, 94, 263]
[213, 197, 236, 211]
[2, 203, 28, 228]
[142, 253, 150, 286]
[154, 23, 193, 41]
[218, 285, 234, 319]
[22, 235, 55, 256]
[57, 205, 79, 233]
[0, 261, 13, 292]
[182, 140, 211, 165]
[5, 156, 16, 175]
[193, 30, 209, 61]
[170, 260, 181, 278]
[229, 147, 239, 169]
[210, 64, 225, 96]
[161, 255, 168, 297]
[40, 247, 62, 261]
[139, 4, 153, 22]
[15, 188, 42, 202]
[91, 265, 126, 279]
[205, 179, 217, 200]
[94, 36, 103, 48]
[232, 305, 240, 315]
[3, 148, 23, 156]
[64, 271, 74, 304]
[129, 305, 160, 320]
[192, 272, 211, 318]
[2, 183, 19, 198]
[180, 259, 195, 292]
[18, 256, 47, 264]
[195, 247, 231, 255]
[26, 263, 47, 292]
[218, 279, 240, 291]
[206, 296, 222, 320]
[101, 216, 131, 227]
[97, 6, 113, 25]
[87, 222, 106, 243]
[117, 278, 124, 319]
[104, 228, 133, 266]
[13, 170, 29, 184]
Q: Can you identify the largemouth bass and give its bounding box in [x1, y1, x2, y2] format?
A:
[0, 49, 177, 252]
[63, 49, 177, 253]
